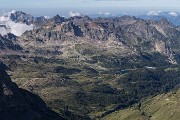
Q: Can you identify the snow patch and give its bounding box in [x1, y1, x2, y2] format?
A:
[44, 16, 50, 19]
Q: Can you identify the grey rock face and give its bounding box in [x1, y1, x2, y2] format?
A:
[3, 11, 180, 63]
[0, 34, 22, 51]
[10, 11, 34, 25]
[19, 15, 179, 49]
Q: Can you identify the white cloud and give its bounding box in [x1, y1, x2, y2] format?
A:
[98, 11, 111, 16]
[98, 11, 103, 14]
[105, 12, 110, 16]
[168, 12, 178, 17]
[68, 11, 82, 17]
[147, 11, 159, 16]
[0, 10, 33, 36]
[0, 26, 10, 36]
[10, 10, 16, 14]
[7, 21, 34, 36]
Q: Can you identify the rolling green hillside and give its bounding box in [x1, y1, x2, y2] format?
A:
[102, 88, 180, 120]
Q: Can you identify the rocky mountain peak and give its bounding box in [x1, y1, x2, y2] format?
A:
[48, 15, 66, 25]
[10, 11, 34, 25]
[3, 33, 17, 40]
[0, 34, 22, 51]
[157, 18, 174, 28]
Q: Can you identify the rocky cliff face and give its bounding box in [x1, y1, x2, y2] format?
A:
[0, 34, 22, 53]
[1, 11, 180, 64]
[15, 14, 180, 64]
[0, 62, 64, 120]
[10, 11, 66, 26]
[10, 11, 34, 25]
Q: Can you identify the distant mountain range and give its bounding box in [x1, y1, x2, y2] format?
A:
[1, 10, 180, 37]
[88, 11, 180, 26]
[138, 11, 180, 26]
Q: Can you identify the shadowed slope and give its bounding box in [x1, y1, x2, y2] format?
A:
[0, 62, 64, 120]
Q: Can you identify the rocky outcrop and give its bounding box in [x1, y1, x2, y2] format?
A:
[10, 11, 34, 25]
[10, 11, 66, 26]
[0, 34, 22, 52]
[2, 11, 180, 63]
[17, 15, 180, 60]
[0, 62, 64, 120]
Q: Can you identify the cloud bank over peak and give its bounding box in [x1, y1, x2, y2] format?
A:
[99, 11, 111, 16]
[146, 11, 179, 17]
[168, 12, 178, 17]
[68, 11, 82, 17]
[147, 11, 161, 16]
[0, 10, 33, 36]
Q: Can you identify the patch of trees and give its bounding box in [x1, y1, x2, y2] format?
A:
[91, 52, 170, 70]
[73, 67, 180, 115]
[54, 66, 81, 75]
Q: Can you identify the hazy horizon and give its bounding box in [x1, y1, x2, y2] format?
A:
[1, 0, 180, 17]
[1, 7, 180, 17]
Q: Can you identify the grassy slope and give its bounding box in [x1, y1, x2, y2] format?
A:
[102, 108, 144, 120]
[1, 42, 180, 119]
[102, 89, 180, 120]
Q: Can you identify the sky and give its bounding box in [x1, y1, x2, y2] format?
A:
[1, 0, 180, 16]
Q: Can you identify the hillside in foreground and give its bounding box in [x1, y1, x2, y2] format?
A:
[102, 88, 180, 120]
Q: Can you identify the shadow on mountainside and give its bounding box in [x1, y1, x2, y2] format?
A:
[0, 62, 65, 120]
